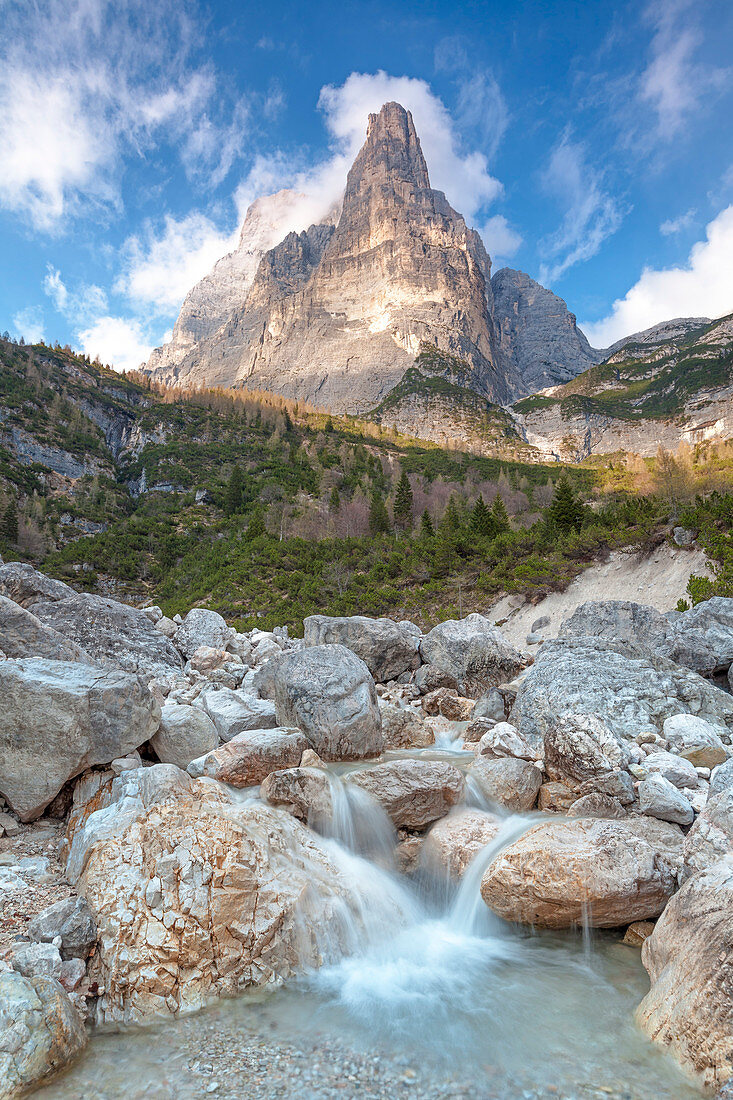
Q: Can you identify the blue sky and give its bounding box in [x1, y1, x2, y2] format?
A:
[1, 0, 732, 370]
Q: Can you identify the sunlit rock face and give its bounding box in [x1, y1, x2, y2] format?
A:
[145, 102, 514, 412]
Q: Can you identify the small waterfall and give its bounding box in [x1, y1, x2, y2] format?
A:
[449, 813, 534, 935]
[311, 771, 398, 867]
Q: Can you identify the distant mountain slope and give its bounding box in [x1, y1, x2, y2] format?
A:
[513, 314, 733, 459]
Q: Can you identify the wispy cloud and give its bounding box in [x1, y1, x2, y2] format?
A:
[538, 131, 625, 284]
[43, 266, 108, 322]
[435, 37, 508, 162]
[11, 306, 45, 344]
[0, 0, 250, 231]
[582, 204, 733, 346]
[660, 208, 696, 236]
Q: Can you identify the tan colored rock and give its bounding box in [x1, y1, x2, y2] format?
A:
[623, 920, 655, 947]
[299, 748, 327, 768]
[469, 755, 542, 812]
[480, 817, 683, 929]
[567, 792, 627, 818]
[259, 766, 333, 824]
[538, 781, 576, 813]
[380, 705, 435, 749]
[421, 687, 474, 721]
[187, 727, 307, 787]
[348, 759, 464, 830]
[637, 858, 733, 1090]
[395, 836, 424, 875]
[423, 809, 502, 880]
[681, 788, 733, 882]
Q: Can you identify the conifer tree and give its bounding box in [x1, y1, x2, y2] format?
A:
[1, 500, 18, 544]
[491, 493, 510, 532]
[471, 494, 495, 537]
[548, 476, 584, 532]
[369, 490, 391, 534]
[244, 506, 267, 540]
[419, 508, 434, 537]
[224, 466, 244, 516]
[393, 471, 413, 530]
[329, 486, 341, 512]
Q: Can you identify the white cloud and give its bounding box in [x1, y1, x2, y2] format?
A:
[640, 0, 730, 141]
[11, 306, 45, 343]
[43, 266, 108, 322]
[434, 37, 508, 161]
[660, 208, 696, 236]
[480, 215, 522, 262]
[538, 131, 625, 284]
[117, 214, 240, 312]
[0, 0, 250, 231]
[77, 315, 154, 372]
[582, 204, 733, 346]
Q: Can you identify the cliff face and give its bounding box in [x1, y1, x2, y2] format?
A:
[146, 102, 515, 411]
[492, 268, 602, 395]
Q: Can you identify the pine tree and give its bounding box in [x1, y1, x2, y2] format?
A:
[471, 494, 495, 537]
[393, 471, 413, 530]
[283, 408, 293, 432]
[441, 494, 461, 534]
[419, 509, 434, 538]
[329, 486, 341, 512]
[1, 500, 18, 544]
[224, 466, 244, 516]
[491, 493, 510, 533]
[244, 506, 267, 540]
[369, 491, 391, 534]
[548, 476, 584, 532]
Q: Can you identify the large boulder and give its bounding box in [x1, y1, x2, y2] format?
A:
[0, 595, 93, 663]
[468, 755, 542, 812]
[272, 644, 383, 761]
[303, 615, 420, 683]
[62, 765, 401, 1025]
[681, 789, 733, 882]
[419, 614, 523, 698]
[662, 713, 728, 768]
[348, 759, 464, 830]
[559, 600, 674, 659]
[544, 713, 631, 786]
[422, 809, 502, 880]
[0, 658, 160, 821]
[668, 597, 733, 677]
[187, 728, 307, 787]
[29, 590, 183, 680]
[28, 897, 97, 961]
[174, 608, 231, 659]
[511, 638, 733, 752]
[481, 816, 683, 929]
[0, 562, 73, 607]
[0, 969, 87, 1099]
[638, 774, 694, 826]
[199, 687, 277, 742]
[379, 705, 434, 749]
[260, 766, 334, 825]
[150, 703, 219, 769]
[637, 858, 733, 1090]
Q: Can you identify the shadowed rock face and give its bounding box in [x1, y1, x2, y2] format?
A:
[146, 102, 513, 411]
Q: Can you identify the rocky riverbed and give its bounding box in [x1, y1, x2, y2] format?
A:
[1, 561, 732, 1097]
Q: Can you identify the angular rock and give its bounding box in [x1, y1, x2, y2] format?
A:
[0, 970, 87, 1098]
[272, 644, 383, 761]
[0, 561, 73, 607]
[0, 658, 160, 821]
[30, 590, 183, 679]
[174, 608, 230, 659]
[545, 713, 630, 782]
[419, 614, 523, 698]
[10, 942, 63, 981]
[638, 774, 694, 826]
[422, 809, 502, 880]
[28, 897, 97, 960]
[538, 781, 576, 813]
[380, 705, 435, 749]
[151, 702, 219, 769]
[413, 663, 459, 695]
[637, 858, 733, 1090]
[199, 687, 278, 742]
[348, 759, 464, 830]
[567, 792, 627, 818]
[260, 766, 334, 825]
[481, 816, 683, 929]
[639, 750, 699, 789]
[471, 689, 506, 722]
[682, 789, 733, 881]
[710, 756, 733, 798]
[0, 595, 93, 663]
[477, 721, 537, 761]
[468, 755, 542, 812]
[187, 727, 307, 787]
[662, 714, 728, 768]
[668, 596, 733, 676]
[303, 614, 420, 682]
[422, 687, 474, 721]
[511, 638, 733, 752]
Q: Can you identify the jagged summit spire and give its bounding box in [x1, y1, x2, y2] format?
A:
[346, 101, 430, 196]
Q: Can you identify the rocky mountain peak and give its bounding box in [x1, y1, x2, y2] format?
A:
[349, 101, 430, 193]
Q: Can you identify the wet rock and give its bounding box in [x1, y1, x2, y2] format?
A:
[199, 687, 278, 742]
[638, 774, 694, 826]
[259, 766, 333, 824]
[681, 789, 733, 881]
[379, 705, 434, 749]
[0, 969, 87, 1098]
[303, 614, 420, 682]
[28, 897, 97, 960]
[637, 858, 733, 1091]
[662, 714, 728, 769]
[272, 644, 383, 762]
[511, 638, 733, 751]
[419, 614, 523, 698]
[623, 920, 655, 946]
[348, 759, 464, 830]
[0, 658, 160, 821]
[469, 755, 542, 812]
[174, 608, 231, 659]
[481, 816, 683, 929]
[476, 721, 537, 761]
[422, 809, 502, 880]
[422, 687, 474, 721]
[151, 703, 219, 769]
[394, 835, 424, 875]
[0, 595, 94, 663]
[187, 728, 307, 787]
